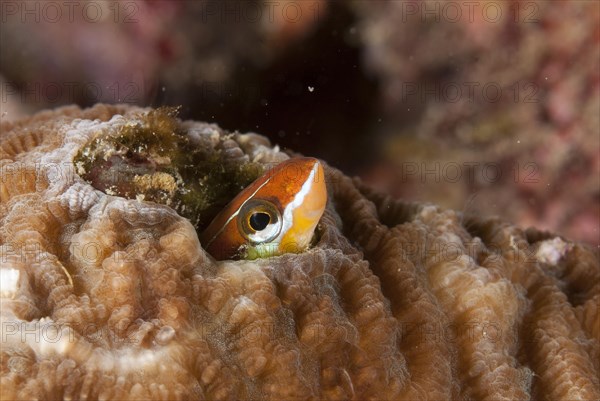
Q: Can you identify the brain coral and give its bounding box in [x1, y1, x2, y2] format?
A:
[1, 104, 599, 400]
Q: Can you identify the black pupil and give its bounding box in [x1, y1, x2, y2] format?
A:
[249, 212, 270, 231]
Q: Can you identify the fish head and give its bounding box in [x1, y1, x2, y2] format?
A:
[201, 157, 327, 260]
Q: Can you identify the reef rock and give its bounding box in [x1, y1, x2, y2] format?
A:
[1, 104, 599, 400]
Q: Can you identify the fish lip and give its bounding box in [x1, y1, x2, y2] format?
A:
[277, 158, 327, 253]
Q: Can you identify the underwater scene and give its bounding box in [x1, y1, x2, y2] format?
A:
[1, 1, 599, 400]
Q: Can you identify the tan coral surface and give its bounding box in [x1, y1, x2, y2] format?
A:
[1, 104, 599, 400]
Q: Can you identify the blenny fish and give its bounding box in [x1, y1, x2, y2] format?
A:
[200, 157, 327, 260]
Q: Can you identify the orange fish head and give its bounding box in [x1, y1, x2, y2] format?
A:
[200, 157, 327, 260]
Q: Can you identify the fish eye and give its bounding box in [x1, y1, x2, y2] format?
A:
[249, 212, 270, 231]
[238, 200, 282, 244]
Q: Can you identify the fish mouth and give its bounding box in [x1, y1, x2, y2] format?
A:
[278, 159, 327, 254]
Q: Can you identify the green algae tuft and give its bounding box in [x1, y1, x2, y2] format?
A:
[74, 107, 263, 231]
